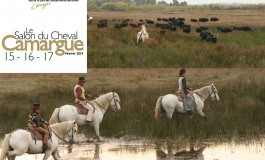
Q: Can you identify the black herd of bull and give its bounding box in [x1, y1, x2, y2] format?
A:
[89, 17, 254, 43]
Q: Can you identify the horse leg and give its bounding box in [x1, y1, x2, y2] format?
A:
[42, 150, 53, 160]
[7, 156, 16, 160]
[52, 149, 62, 160]
[7, 149, 25, 157]
[197, 110, 207, 119]
[93, 124, 103, 142]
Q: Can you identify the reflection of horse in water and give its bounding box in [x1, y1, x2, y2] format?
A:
[93, 143, 100, 160]
[156, 141, 206, 160]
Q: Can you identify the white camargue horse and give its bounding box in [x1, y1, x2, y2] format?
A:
[49, 92, 121, 141]
[137, 29, 149, 43]
[0, 120, 78, 160]
[155, 84, 220, 120]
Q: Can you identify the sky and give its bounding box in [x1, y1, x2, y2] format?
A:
[157, 0, 265, 5]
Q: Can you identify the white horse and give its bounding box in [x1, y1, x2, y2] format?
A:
[88, 16, 93, 23]
[155, 84, 220, 120]
[0, 121, 78, 160]
[137, 29, 149, 43]
[49, 92, 121, 141]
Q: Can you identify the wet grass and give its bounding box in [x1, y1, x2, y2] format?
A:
[0, 69, 264, 140]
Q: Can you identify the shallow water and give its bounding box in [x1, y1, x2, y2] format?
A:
[0, 135, 264, 160]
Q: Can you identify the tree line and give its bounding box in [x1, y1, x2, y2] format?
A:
[88, 0, 188, 6]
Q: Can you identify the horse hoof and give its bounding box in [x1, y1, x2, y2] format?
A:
[97, 137, 104, 142]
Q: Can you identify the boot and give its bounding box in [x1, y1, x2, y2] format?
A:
[43, 143, 48, 150]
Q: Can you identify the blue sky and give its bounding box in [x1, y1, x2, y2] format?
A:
[157, 0, 265, 5]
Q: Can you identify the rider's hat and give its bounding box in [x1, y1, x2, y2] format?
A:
[78, 77, 87, 83]
[32, 103, 41, 110]
[179, 68, 186, 76]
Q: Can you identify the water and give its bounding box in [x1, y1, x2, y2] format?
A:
[0, 135, 264, 160]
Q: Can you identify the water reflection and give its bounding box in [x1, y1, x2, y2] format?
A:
[94, 143, 100, 160]
[0, 137, 265, 160]
[156, 140, 206, 160]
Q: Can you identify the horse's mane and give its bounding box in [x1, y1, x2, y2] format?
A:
[93, 92, 111, 110]
[50, 121, 74, 138]
[194, 86, 210, 97]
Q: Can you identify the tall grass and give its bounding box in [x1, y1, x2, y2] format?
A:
[88, 18, 265, 68]
[0, 69, 264, 140]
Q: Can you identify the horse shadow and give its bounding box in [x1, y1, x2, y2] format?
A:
[156, 140, 206, 160]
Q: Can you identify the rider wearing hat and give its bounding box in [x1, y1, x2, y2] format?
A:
[178, 68, 197, 113]
[28, 103, 49, 149]
[74, 77, 93, 123]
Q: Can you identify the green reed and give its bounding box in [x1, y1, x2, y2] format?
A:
[0, 74, 264, 140]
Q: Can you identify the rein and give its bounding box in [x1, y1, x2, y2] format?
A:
[93, 92, 118, 113]
[194, 86, 217, 101]
[47, 124, 74, 143]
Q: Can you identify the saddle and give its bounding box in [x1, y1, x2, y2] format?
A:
[25, 127, 51, 141]
[176, 91, 184, 102]
[176, 90, 195, 102]
[74, 101, 94, 115]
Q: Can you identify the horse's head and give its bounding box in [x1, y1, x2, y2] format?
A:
[210, 84, 220, 102]
[65, 120, 78, 143]
[109, 92, 121, 112]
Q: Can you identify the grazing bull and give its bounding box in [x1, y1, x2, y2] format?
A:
[200, 31, 217, 43]
[210, 17, 219, 21]
[157, 18, 162, 21]
[217, 27, 233, 33]
[162, 18, 169, 22]
[178, 17, 185, 22]
[97, 22, 107, 28]
[99, 19, 108, 23]
[196, 26, 209, 33]
[191, 19, 198, 22]
[130, 23, 140, 28]
[182, 25, 191, 33]
[233, 26, 254, 31]
[115, 23, 128, 28]
[146, 19, 155, 24]
[168, 17, 176, 21]
[199, 18, 209, 22]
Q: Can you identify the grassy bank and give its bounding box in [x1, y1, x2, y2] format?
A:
[0, 69, 264, 140]
[88, 10, 265, 68]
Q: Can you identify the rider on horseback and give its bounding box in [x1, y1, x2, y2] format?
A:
[140, 21, 147, 31]
[74, 77, 93, 123]
[28, 103, 49, 149]
[177, 68, 197, 114]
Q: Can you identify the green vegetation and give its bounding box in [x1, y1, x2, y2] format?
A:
[0, 69, 264, 140]
[87, 0, 265, 11]
[88, 22, 265, 68]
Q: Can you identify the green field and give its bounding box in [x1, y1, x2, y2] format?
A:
[88, 10, 265, 68]
[0, 69, 264, 140]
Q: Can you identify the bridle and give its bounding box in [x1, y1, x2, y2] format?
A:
[109, 92, 119, 111]
[47, 123, 76, 143]
[94, 92, 119, 112]
[195, 86, 218, 102]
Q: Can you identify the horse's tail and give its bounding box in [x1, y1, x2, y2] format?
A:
[155, 96, 164, 120]
[0, 134, 11, 160]
[49, 107, 60, 125]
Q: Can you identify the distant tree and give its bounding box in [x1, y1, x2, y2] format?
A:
[180, 1, 188, 6]
[157, 1, 168, 5]
[173, 0, 179, 5]
[134, 0, 156, 5]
